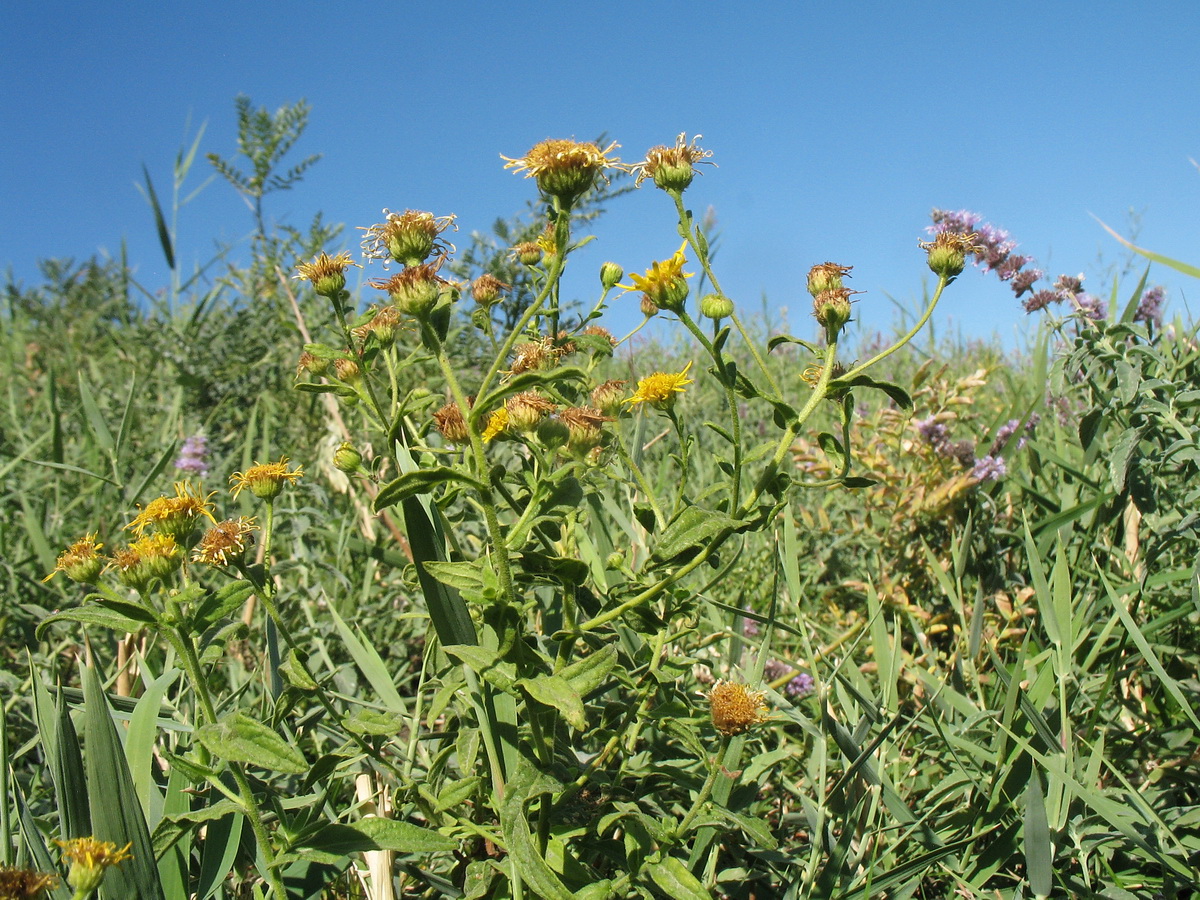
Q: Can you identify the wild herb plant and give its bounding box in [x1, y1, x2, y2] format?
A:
[11, 119, 1200, 900]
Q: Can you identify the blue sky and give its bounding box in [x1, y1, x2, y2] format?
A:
[4, 1, 1199, 347]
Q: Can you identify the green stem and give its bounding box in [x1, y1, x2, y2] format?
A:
[676, 737, 732, 837]
[840, 274, 949, 382]
[677, 309, 743, 505]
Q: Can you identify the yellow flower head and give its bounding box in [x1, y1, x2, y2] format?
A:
[359, 209, 456, 267]
[55, 837, 132, 895]
[230, 457, 303, 502]
[193, 517, 257, 566]
[622, 242, 693, 313]
[706, 680, 769, 736]
[633, 133, 714, 192]
[482, 408, 510, 443]
[107, 533, 182, 589]
[625, 362, 694, 411]
[501, 139, 623, 206]
[294, 251, 359, 298]
[43, 533, 104, 584]
[0, 863, 58, 899]
[127, 481, 217, 539]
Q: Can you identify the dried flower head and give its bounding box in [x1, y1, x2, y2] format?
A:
[230, 457, 303, 501]
[919, 231, 978, 279]
[369, 263, 449, 317]
[812, 288, 856, 336]
[359, 209, 456, 267]
[353, 306, 404, 347]
[558, 406, 611, 454]
[294, 251, 359, 297]
[706, 680, 769, 736]
[511, 241, 543, 266]
[471, 273, 509, 306]
[590, 379, 628, 416]
[633, 133, 714, 192]
[0, 864, 58, 899]
[43, 533, 105, 584]
[193, 517, 257, 566]
[433, 401, 471, 445]
[626, 363, 694, 411]
[509, 337, 561, 376]
[505, 391, 558, 431]
[502, 138, 623, 206]
[127, 481, 217, 540]
[55, 837, 133, 896]
[297, 350, 329, 379]
[622, 242, 693, 313]
[333, 356, 362, 385]
[807, 262, 853, 297]
[482, 408, 510, 443]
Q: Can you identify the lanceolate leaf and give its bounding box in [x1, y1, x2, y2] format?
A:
[194, 713, 308, 774]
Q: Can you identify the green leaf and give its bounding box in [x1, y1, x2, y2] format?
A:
[519, 674, 586, 731]
[82, 660, 166, 900]
[38, 599, 159, 640]
[375, 467, 487, 509]
[444, 645, 516, 692]
[558, 643, 618, 697]
[328, 603, 407, 713]
[193, 580, 255, 628]
[829, 374, 913, 409]
[499, 764, 573, 900]
[1024, 771, 1053, 897]
[194, 713, 308, 773]
[646, 856, 712, 900]
[817, 432, 846, 470]
[140, 164, 176, 270]
[422, 560, 487, 593]
[652, 505, 739, 564]
[1108, 427, 1142, 494]
[298, 818, 456, 856]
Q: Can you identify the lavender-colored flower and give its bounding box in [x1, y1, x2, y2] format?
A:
[741, 606, 760, 637]
[786, 673, 815, 698]
[971, 454, 1006, 482]
[930, 209, 1044, 304]
[1073, 293, 1107, 321]
[175, 434, 209, 478]
[764, 659, 791, 681]
[1023, 289, 1058, 314]
[915, 417, 949, 446]
[1134, 285, 1165, 328]
[1053, 273, 1085, 297]
[990, 419, 1026, 455]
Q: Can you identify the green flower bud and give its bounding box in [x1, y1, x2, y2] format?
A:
[699, 293, 734, 320]
[600, 261, 624, 290]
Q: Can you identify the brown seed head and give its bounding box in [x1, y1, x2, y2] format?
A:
[707, 680, 769, 736]
[433, 401, 471, 445]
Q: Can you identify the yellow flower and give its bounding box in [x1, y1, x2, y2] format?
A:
[193, 517, 257, 566]
[706, 680, 769, 736]
[632, 133, 714, 192]
[55, 837, 132, 896]
[127, 481, 217, 539]
[294, 251, 359, 297]
[501, 138, 623, 206]
[622, 242, 693, 313]
[43, 533, 104, 584]
[230, 457, 303, 501]
[625, 362, 694, 411]
[482, 408, 510, 443]
[0, 863, 58, 899]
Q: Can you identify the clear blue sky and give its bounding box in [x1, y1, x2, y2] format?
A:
[4, 1, 1199, 346]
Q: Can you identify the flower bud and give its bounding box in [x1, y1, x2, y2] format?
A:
[559, 406, 609, 456]
[297, 350, 329, 378]
[699, 293, 734, 320]
[536, 416, 569, 450]
[333, 442, 363, 473]
[640, 295, 659, 318]
[600, 261, 624, 290]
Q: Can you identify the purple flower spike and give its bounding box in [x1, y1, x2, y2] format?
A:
[786, 673, 815, 698]
[971, 455, 1006, 482]
[1134, 285, 1165, 328]
[175, 433, 210, 478]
